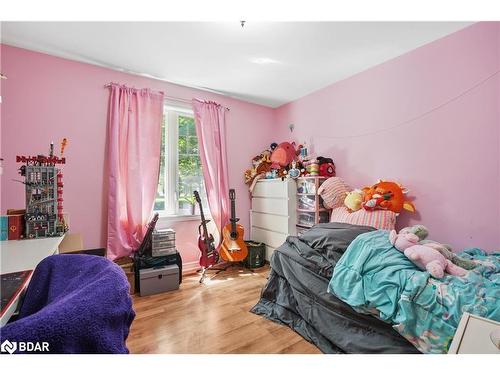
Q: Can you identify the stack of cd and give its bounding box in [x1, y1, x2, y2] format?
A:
[152, 228, 176, 257]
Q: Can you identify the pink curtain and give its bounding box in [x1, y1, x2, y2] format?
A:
[106, 84, 164, 260]
[192, 99, 230, 238]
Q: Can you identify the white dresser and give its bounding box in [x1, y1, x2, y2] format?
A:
[250, 178, 297, 260]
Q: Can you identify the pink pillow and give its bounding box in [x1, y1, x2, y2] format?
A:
[317, 177, 351, 209]
[330, 206, 397, 230]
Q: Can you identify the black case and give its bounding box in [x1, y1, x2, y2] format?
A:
[243, 241, 266, 269]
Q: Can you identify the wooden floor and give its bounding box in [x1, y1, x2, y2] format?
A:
[127, 265, 321, 354]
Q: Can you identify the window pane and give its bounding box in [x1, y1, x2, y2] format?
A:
[154, 199, 165, 211]
[178, 117, 188, 136]
[187, 136, 198, 154]
[187, 118, 196, 136]
[177, 115, 204, 216]
[178, 135, 187, 154]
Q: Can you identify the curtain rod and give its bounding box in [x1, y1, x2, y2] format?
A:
[104, 83, 230, 111]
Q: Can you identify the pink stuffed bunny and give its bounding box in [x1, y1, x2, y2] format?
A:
[389, 230, 467, 279]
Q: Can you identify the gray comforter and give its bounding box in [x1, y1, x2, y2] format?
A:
[251, 222, 419, 354]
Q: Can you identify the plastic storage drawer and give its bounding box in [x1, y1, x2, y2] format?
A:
[152, 246, 177, 257]
[152, 239, 175, 248]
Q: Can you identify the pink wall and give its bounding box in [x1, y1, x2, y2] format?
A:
[0, 44, 275, 271]
[1, 21, 499, 271]
[275, 22, 500, 252]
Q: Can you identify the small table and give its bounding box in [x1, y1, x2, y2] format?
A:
[0, 235, 65, 326]
[448, 312, 500, 354]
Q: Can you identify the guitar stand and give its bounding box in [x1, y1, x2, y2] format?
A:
[198, 261, 253, 283]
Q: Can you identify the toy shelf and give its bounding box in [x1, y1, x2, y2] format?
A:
[296, 176, 330, 228]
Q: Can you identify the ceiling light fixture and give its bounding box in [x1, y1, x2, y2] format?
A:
[251, 57, 280, 65]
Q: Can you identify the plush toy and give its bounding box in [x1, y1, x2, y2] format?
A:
[389, 230, 467, 279]
[303, 158, 319, 176]
[244, 147, 275, 193]
[362, 180, 416, 213]
[317, 177, 351, 209]
[277, 167, 288, 178]
[270, 141, 297, 169]
[317, 156, 335, 177]
[344, 190, 364, 212]
[265, 170, 277, 179]
[244, 149, 272, 184]
[400, 225, 477, 270]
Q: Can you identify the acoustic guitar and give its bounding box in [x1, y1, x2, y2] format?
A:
[220, 189, 248, 262]
[194, 190, 219, 268]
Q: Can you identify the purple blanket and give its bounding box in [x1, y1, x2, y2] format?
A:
[0, 254, 135, 354]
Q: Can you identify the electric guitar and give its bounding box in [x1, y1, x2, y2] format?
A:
[220, 189, 248, 262]
[194, 191, 219, 268]
[135, 212, 159, 258]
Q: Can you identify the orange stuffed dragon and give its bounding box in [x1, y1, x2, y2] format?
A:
[362, 180, 416, 214]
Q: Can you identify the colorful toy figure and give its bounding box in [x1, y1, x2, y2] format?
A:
[362, 180, 416, 213]
[60, 138, 68, 156]
[287, 160, 304, 179]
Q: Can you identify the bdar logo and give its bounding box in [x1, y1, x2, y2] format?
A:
[1, 340, 17, 354]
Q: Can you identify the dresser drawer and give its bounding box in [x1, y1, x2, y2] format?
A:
[252, 180, 290, 198]
[251, 197, 289, 216]
[250, 226, 288, 249]
[250, 211, 289, 234]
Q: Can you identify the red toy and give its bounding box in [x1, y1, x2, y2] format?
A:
[317, 156, 335, 177]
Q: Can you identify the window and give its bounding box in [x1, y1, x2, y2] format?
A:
[154, 105, 206, 217]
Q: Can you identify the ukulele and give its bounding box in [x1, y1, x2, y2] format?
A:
[194, 191, 219, 268]
[220, 189, 248, 262]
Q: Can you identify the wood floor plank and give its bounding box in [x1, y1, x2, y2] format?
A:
[126, 265, 321, 354]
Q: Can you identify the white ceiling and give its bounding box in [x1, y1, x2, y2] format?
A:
[1, 22, 472, 107]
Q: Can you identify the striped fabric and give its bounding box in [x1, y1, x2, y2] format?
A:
[330, 206, 397, 230]
[317, 177, 351, 209]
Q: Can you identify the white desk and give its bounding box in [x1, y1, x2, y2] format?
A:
[0, 235, 65, 326]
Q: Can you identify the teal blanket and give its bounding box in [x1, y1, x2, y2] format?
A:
[328, 230, 500, 353]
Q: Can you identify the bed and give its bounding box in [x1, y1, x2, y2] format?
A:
[252, 222, 500, 354]
[251, 222, 420, 353]
[330, 229, 500, 353]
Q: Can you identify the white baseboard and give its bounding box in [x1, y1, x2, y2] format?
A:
[182, 260, 200, 274]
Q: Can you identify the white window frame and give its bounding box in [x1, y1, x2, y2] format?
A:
[156, 103, 203, 221]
